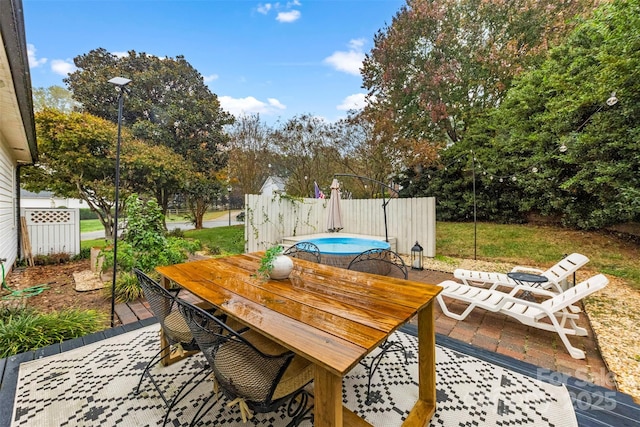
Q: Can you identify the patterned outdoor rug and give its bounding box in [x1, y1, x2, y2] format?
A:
[11, 324, 577, 426]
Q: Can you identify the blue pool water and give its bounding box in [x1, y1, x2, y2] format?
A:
[304, 237, 390, 255]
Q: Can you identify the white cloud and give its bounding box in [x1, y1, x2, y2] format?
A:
[51, 59, 76, 76]
[324, 38, 367, 76]
[112, 51, 129, 58]
[203, 74, 219, 83]
[219, 95, 286, 116]
[257, 3, 272, 14]
[277, 10, 301, 23]
[267, 98, 286, 110]
[27, 44, 47, 67]
[337, 93, 367, 111]
[257, 1, 301, 22]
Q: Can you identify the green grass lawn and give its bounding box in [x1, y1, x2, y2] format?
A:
[436, 222, 640, 289]
[80, 210, 231, 233]
[80, 220, 105, 233]
[184, 225, 245, 255]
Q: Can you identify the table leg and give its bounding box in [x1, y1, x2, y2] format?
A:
[403, 300, 436, 426]
[314, 366, 343, 427]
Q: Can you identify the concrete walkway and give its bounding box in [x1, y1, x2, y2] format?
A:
[115, 268, 614, 391]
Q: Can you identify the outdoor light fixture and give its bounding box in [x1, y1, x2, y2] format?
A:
[576, 92, 620, 132]
[227, 185, 232, 226]
[560, 92, 619, 155]
[411, 241, 424, 270]
[108, 76, 132, 328]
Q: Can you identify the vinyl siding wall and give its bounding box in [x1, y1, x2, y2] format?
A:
[0, 140, 17, 279]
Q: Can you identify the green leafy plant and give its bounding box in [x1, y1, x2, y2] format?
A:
[103, 271, 143, 303]
[100, 194, 201, 301]
[0, 307, 106, 358]
[257, 245, 284, 279]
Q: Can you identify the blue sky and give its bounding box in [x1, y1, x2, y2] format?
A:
[23, 0, 405, 124]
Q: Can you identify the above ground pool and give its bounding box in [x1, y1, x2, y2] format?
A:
[285, 235, 395, 269]
[304, 236, 390, 255]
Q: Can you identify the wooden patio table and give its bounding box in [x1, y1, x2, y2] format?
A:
[156, 252, 442, 427]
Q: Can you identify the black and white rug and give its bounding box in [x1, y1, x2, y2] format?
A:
[11, 324, 577, 426]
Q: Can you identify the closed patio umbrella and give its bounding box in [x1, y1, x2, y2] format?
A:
[327, 178, 343, 232]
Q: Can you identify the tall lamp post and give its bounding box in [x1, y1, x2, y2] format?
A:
[108, 76, 131, 328]
[227, 185, 232, 226]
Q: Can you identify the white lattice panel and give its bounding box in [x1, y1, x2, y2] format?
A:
[27, 210, 73, 224]
[22, 208, 80, 256]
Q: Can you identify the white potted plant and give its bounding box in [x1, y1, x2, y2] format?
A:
[258, 245, 293, 280]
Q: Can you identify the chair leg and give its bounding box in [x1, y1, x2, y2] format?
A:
[436, 295, 477, 321]
[162, 364, 211, 427]
[362, 339, 408, 405]
[285, 389, 314, 427]
[549, 315, 586, 359]
[188, 390, 223, 427]
[134, 344, 172, 396]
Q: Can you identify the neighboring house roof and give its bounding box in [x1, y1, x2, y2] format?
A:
[260, 176, 287, 195]
[0, 0, 38, 164]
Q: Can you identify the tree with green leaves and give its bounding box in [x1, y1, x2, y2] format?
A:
[22, 108, 185, 239]
[64, 48, 233, 227]
[361, 0, 596, 155]
[490, 0, 640, 229]
[23, 109, 120, 238]
[363, 0, 600, 222]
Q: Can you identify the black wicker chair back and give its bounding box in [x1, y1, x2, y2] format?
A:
[134, 269, 197, 349]
[133, 268, 204, 412]
[175, 300, 314, 425]
[283, 241, 322, 263]
[347, 248, 408, 279]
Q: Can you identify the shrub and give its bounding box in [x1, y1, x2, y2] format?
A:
[206, 243, 222, 255]
[32, 252, 71, 265]
[72, 247, 91, 261]
[103, 271, 143, 303]
[79, 208, 99, 220]
[166, 228, 185, 238]
[0, 306, 106, 358]
[100, 194, 201, 301]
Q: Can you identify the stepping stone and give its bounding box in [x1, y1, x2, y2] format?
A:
[73, 270, 105, 292]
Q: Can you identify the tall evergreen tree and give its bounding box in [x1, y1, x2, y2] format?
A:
[65, 48, 233, 228]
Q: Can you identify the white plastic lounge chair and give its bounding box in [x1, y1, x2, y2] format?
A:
[454, 253, 589, 293]
[436, 273, 608, 359]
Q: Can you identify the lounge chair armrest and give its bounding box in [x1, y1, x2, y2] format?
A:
[511, 266, 545, 274]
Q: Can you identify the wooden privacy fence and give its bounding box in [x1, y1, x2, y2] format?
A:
[243, 194, 436, 257]
[20, 208, 80, 257]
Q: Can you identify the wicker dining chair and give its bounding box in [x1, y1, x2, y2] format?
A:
[347, 248, 410, 404]
[173, 299, 314, 426]
[283, 241, 322, 263]
[347, 248, 408, 279]
[132, 269, 205, 405]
